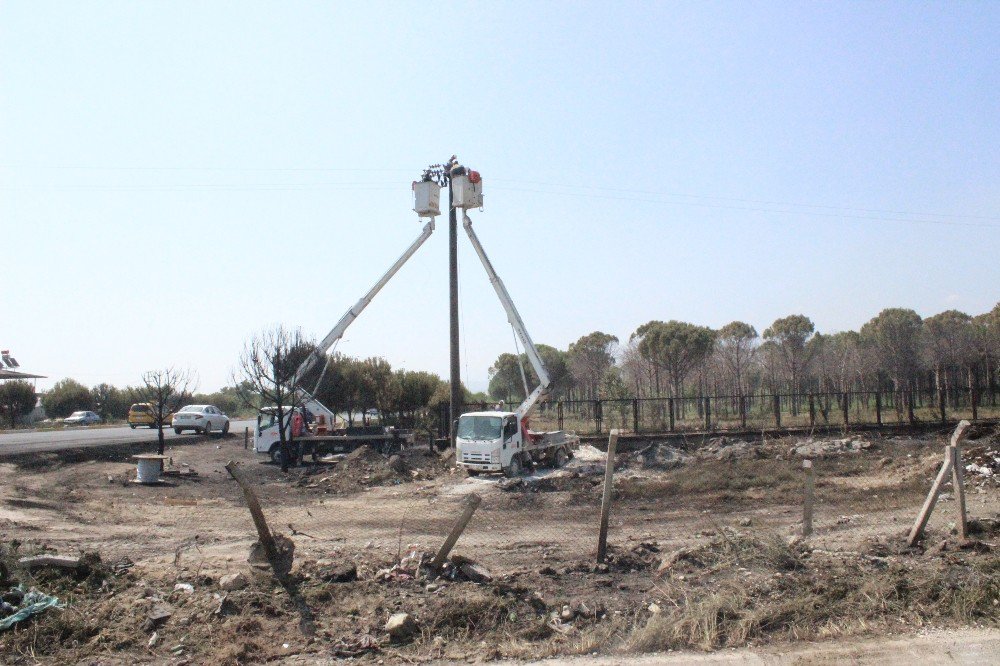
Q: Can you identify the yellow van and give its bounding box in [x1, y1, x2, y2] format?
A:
[127, 403, 172, 429]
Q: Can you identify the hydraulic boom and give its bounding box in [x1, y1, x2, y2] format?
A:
[462, 213, 550, 419]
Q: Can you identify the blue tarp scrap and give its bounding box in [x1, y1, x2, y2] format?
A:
[0, 585, 63, 631]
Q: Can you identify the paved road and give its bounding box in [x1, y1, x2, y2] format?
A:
[0, 420, 255, 457]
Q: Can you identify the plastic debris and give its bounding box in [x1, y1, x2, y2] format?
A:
[0, 585, 63, 631]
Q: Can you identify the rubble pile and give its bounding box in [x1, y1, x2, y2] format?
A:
[296, 445, 452, 494]
[790, 437, 872, 458]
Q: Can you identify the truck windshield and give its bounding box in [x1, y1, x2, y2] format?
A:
[457, 415, 502, 441]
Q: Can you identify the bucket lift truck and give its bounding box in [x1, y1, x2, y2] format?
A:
[453, 211, 579, 477]
[253, 218, 434, 463]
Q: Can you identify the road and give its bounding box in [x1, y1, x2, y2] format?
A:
[0, 420, 256, 457]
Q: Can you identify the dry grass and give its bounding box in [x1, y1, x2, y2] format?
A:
[627, 533, 1000, 653]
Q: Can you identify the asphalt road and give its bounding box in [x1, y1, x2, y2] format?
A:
[0, 420, 256, 457]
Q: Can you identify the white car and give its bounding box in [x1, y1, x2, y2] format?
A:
[171, 404, 230, 436]
[63, 411, 101, 426]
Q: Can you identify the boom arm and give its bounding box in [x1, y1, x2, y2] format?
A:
[462, 213, 551, 419]
[290, 219, 436, 389]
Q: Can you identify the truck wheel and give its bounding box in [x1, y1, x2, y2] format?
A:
[270, 445, 283, 465]
[504, 456, 522, 478]
[466, 468, 480, 477]
[554, 448, 568, 468]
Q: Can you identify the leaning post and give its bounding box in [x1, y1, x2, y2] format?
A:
[597, 429, 620, 563]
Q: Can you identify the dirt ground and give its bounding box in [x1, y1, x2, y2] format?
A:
[0, 425, 998, 664]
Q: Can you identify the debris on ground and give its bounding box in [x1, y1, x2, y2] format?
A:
[0, 585, 62, 631]
[791, 437, 872, 458]
[698, 438, 758, 461]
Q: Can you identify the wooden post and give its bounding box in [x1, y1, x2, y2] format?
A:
[841, 392, 849, 426]
[430, 493, 482, 570]
[244, 426, 249, 450]
[594, 400, 601, 434]
[739, 394, 747, 429]
[226, 461, 280, 574]
[808, 393, 816, 427]
[632, 399, 639, 434]
[773, 394, 781, 428]
[703, 397, 711, 431]
[950, 421, 971, 538]
[802, 460, 814, 537]
[557, 401, 564, 430]
[907, 447, 953, 546]
[875, 391, 882, 426]
[597, 429, 620, 563]
[668, 398, 675, 431]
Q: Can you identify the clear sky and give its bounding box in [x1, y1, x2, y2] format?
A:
[2, 2, 998, 393]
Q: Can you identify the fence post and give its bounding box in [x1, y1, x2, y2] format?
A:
[808, 394, 816, 427]
[557, 401, 564, 430]
[875, 391, 882, 426]
[907, 390, 916, 425]
[739, 394, 747, 429]
[668, 398, 675, 431]
[594, 400, 602, 434]
[430, 493, 482, 570]
[244, 426, 249, 450]
[802, 459, 814, 537]
[841, 392, 849, 426]
[597, 429, 620, 563]
[632, 399, 639, 434]
[773, 394, 781, 428]
[938, 386, 947, 424]
[971, 382, 979, 421]
[703, 397, 711, 431]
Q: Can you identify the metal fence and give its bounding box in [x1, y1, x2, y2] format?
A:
[441, 387, 1000, 437]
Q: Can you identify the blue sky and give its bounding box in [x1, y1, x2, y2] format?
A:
[2, 2, 998, 392]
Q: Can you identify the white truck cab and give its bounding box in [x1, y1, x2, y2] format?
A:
[456, 410, 576, 477]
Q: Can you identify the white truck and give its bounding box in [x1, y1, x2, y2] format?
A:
[253, 217, 435, 464]
[453, 212, 579, 477]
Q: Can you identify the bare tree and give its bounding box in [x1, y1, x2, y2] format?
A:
[132, 367, 195, 456]
[234, 326, 311, 472]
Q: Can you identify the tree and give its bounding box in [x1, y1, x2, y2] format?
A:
[234, 326, 309, 471]
[634, 321, 715, 401]
[92, 383, 129, 421]
[0, 380, 37, 427]
[488, 353, 526, 403]
[923, 310, 976, 405]
[132, 368, 195, 456]
[762, 315, 815, 403]
[716, 321, 759, 395]
[860, 308, 923, 393]
[42, 378, 93, 418]
[360, 357, 396, 423]
[567, 332, 619, 399]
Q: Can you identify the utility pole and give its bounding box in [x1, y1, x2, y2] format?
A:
[447, 157, 462, 447]
[417, 156, 472, 448]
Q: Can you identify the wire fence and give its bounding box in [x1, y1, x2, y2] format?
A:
[441, 387, 1000, 437]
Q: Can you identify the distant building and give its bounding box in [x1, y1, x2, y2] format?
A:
[0, 349, 48, 424]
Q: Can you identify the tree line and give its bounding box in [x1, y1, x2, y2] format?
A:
[488, 304, 1000, 414]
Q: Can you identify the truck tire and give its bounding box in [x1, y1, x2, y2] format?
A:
[466, 468, 480, 477]
[504, 456, 522, 478]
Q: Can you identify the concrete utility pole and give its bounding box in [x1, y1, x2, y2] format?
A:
[448, 158, 462, 448]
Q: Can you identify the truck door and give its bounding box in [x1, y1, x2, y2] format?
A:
[503, 416, 519, 449]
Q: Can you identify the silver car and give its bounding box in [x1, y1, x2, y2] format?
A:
[63, 411, 101, 426]
[171, 404, 230, 436]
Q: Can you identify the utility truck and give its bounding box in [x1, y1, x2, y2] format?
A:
[253, 218, 434, 464]
[453, 212, 579, 477]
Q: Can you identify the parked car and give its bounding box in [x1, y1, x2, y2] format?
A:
[171, 404, 230, 436]
[63, 411, 101, 426]
[127, 402, 173, 429]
